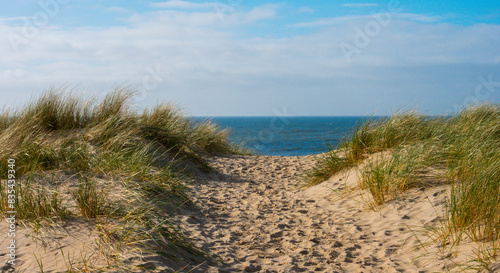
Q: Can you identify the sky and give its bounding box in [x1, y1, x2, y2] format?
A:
[0, 0, 499, 116]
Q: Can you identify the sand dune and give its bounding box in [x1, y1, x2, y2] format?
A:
[2, 154, 497, 272]
[178, 154, 496, 272]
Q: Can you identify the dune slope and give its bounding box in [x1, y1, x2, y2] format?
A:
[178, 154, 489, 273]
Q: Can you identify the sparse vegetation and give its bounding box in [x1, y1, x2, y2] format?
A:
[15, 175, 71, 222]
[307, 104, 500, 268]
[0, 87, 239, 271]
[303, 150, 355, 187]
[72, 177, 107, 219]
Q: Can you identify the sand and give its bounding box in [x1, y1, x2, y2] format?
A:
[2, 154, 498, 272]
[178, 154, 496, 272]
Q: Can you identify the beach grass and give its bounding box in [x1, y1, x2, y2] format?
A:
[15, 175, 71, 222]
[0, 87, 238, 270]
[72, 177, 108, 219]
[303, 151, 355, 187]
[307, 103, 500, 266]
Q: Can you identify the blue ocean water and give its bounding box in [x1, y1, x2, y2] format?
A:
[193, 116, 373, 156]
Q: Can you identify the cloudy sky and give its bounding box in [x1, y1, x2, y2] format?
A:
[1, 0, 499, 116]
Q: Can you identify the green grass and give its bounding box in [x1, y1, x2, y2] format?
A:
[359, 142, 444, 205]
[304, 150, 356, 187]
[0, 87, 240, 271]
[307, 103, 500, 269]
[72, 177, 108, 218]
[0, 88, 240, 175]
[14, 175, 71, 222]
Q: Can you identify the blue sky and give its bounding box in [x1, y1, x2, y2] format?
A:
[0, 0, 499, 116]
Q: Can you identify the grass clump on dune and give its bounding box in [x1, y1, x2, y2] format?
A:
[307, 104, 500, 268]
[0, 87, 237, 176]
[0, 87, 238, 271]
[303, 151, 356, 187]
[358, 142, 444, 205]
[305, 112, 439, 186]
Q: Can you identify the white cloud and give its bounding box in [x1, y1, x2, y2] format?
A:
[2, 69, 25, 79]
[291, 15, 367, 27]
[297, 7, 314, 14]
[245, 3, 279, 22]
[149, 1, 214, 9]
[341, 3, 379, 8]
[0, 17, 32, 22]
[0, 7, 499, 115]
[292, 13, 443, 27]
[106, 6, 129, 13]
[396, 13, 442, 23]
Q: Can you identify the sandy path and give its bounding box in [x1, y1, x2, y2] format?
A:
[177, 155, 482, 272]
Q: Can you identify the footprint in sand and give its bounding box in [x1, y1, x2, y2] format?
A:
[176, 155, 465, 272]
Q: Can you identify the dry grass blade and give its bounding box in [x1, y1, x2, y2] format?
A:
[0, 87, 239, 271]
[307, 103, 500, 270]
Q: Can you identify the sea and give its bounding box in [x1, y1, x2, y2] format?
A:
[193, 116, 374, 156]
